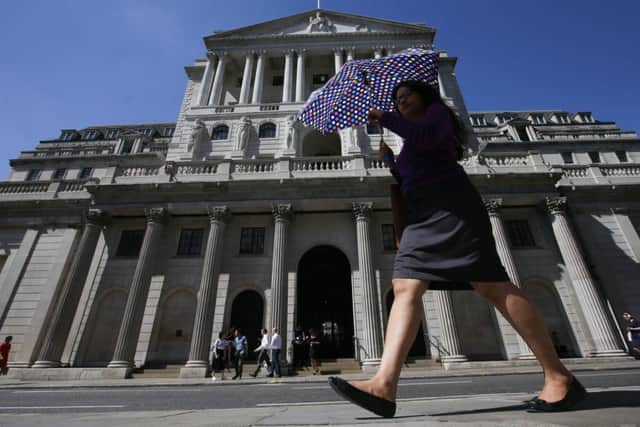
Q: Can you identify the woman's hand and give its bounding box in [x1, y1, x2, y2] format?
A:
[379, 140, 394, 164]
[368, 109, 384, 125]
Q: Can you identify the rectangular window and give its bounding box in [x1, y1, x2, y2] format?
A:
[162, 127, 175, 137]
[79, 167, 93, 179]
[26, 169, 41, 181]
[381, 224, 397, 251]
[312, 74, 329, 85]
[106, 129, 120, 139]
[588, 152, 601, 163]
[556, 115, 570, 124]
[142, 128, 154, 137]
[116, 230, 145, 257]
[531, 115, 546, 125]
[561, 152, 574, 164]
[615, 151, 628, 162]
[239, 227, 265, 255]
[506, 220, 536, 248]
[52, 168, 66, 180]
[84, 130, 98, 140]
[176, 228, 204, 256]
[272, 75, 284, 86]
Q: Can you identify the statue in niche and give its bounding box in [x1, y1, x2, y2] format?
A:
[189, 119, 210, 161]
[285, 115, 301, 154]
[306, 11, 336, 33]
[235, 116, 252, 152]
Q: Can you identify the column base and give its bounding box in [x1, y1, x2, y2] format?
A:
[31, 360, 61, 368]
[184, 360, 209, 368]
[587, 349, 628, 358]
[107, 360, 132, 368]
[441, 355, 468, 363]
[179, 366, 210, 378]
[361, 359, 381, 374]
[516, 353, 537, 361]
[229, 150, 245, 159]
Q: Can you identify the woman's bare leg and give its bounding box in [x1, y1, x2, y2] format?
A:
[471, 281, 573, 402]
[349, 278, 429, 401]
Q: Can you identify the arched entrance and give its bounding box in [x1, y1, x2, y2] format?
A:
[83, 290, 127, 366]
[453, 292, 504, 360]
[149, 289, 197, 364]
[297, 246, 354, 358]
[386, 291, 428, 357]
[302, 130, 341, 157]
[229, 290, 264, 360]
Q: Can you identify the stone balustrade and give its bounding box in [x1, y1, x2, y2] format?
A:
[0, 179, 97, 200]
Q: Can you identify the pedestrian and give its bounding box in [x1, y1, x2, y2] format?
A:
[232, 328, 248, 380]
[211, 332, 228, 380]
[224, 327, 235, 372]
[308, 328, 321, 375]
[292, 325, 307, 369]
[0, 336, 12, 376]
[328, 80, 587, 417]
[269, 327, 282, 378]
[250, 329, 272, 377]
[623, 312, 640, 357]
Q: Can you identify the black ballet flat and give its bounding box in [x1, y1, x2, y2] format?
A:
[526, 376, 588, 413]
[328, 376, 396, 418]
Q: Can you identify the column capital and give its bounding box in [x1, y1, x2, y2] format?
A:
[483, 198, 503, 215]
[332, 47, 344, 54]
[272, 204, 293, 222]
[295, 48, 307, 55]
[545, 197, 567, 215]
[145, 207, 168, 224]
[207, 206, 230, 223]
[205, 50, 217, 60]
[352, 202, 373, 220]
[86, 209, 111, 226]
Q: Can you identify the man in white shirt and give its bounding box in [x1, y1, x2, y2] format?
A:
[270, 327, 283, 378]
[250, 329, 272, 377]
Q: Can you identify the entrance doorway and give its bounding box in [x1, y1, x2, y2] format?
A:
[229, 290, 264, 361]
[385, 291, 428, 358]
[297, 246, 354, 358]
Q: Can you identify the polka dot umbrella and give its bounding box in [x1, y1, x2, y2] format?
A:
[298, 48, 439, 134]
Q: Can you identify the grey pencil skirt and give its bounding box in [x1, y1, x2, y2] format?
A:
[392, 172, 510, 291]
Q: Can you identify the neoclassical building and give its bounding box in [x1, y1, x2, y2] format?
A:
[1, 9, 639, 379]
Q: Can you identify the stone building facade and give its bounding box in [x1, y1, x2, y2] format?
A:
[1, 9, 638, 379]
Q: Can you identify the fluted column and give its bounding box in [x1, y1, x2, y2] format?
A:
[546, 197, 625, 357]
[483, 199, 533, 359]
[373, 48, 383, 59]
[270, 204, 292, 365]
[353, 202, 383, 366]
[109, 208, 168, 368]
[434, 290, 468, 362]
[185, 207, 229, 368]
[295, 50, 306, 102]
[208, 53, 227, 106]
[346, 48, 354, 62]
[282, 50, 294, 103]
[197, 53, 216, 106]
[251, 51, 266, 105]
[33, 210, 111, 368]
[239, 53, 254, 104]
[333, 48, 344, 73]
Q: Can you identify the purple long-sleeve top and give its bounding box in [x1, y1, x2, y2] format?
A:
[379, 103, 464, 194]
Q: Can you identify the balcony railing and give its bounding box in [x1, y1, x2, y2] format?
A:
[0, 179, 97, 200]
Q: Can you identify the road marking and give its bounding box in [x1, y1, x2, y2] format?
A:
[578, 372, 637, 378]
[0, 405, 125, 410]
[13, 388, 203, 394]
[257, 400, 344, 407]
[291, 380, 472, 390]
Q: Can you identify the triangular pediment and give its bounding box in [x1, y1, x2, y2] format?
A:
[206, 9, 433, 39]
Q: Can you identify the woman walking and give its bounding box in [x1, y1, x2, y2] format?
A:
[328, 80, 587, 417]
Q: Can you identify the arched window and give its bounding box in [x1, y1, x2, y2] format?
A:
[258, 123, 276, 138]
[366, 124, 382, 135]
[212, 125, 229, 140]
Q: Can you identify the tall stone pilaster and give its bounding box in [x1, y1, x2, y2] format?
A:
[197, 53, 216, 105]
[545, 197, 625, 357]
[183, 207, 229, 374]
[239, 53, 254, 104]
[251, 51, 266, 105]
[433, 290, 468, 363]
[33, 210, 111, 368]
[208, 53, 227, 106]
[282, 50, 294, 103]
[483, 199, 533, 359]
[108, 208, 168, 368]
[269, 204, 292, 364]
[295, 50, 306, 102]
[352, 202, 383, 367]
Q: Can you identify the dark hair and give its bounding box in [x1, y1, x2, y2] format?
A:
[392, 80, 467, 160]
[5, 336, 12, 342]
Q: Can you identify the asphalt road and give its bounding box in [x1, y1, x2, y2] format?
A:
[1, 369, 639, 414]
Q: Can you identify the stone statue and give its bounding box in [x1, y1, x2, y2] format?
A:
[235, 116, 252, 151]
[307, 11, 336, 33]
[285, 115, 301, 153]
[189, 119, 210, 161]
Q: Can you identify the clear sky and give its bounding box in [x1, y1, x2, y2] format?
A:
[1, 0, 638, 178]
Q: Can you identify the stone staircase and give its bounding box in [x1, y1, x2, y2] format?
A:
[130, 364, 183, 379]
[401, 356, 442, 372]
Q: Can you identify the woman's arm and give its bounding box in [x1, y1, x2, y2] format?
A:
[377, 105, 452, 149]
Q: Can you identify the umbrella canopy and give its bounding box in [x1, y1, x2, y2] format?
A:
[298, 48, 439, 134]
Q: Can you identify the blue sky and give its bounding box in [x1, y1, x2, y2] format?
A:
[1, 0, 638, 178]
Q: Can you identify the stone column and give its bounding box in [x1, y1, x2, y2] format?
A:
[373, 48, 383, 59]
[346, 48, 354, 62]
[483, 199, 533, 359]
[433, 290, 468, 362]
[546, 197, 625, 357]
[239, 53, 254, 104]
[33, 210, 111, 368]
[352, 202, 383, 367]
[208, 53, 227, 106]
[197, 53, 216, 106]
[295, 50, 306, 102]
[270, 204, 293, 367]
[109, 208, 168, 368]
[333, 48, 344, 73]
[182, 207, 229, 376]
[251, 51, 266, 105]
[282, 50, 294, 103]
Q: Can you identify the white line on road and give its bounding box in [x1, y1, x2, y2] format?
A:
[0, 405, 125, 410]
[291, 380, 472, 390]
[13, 388, 203, 394]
